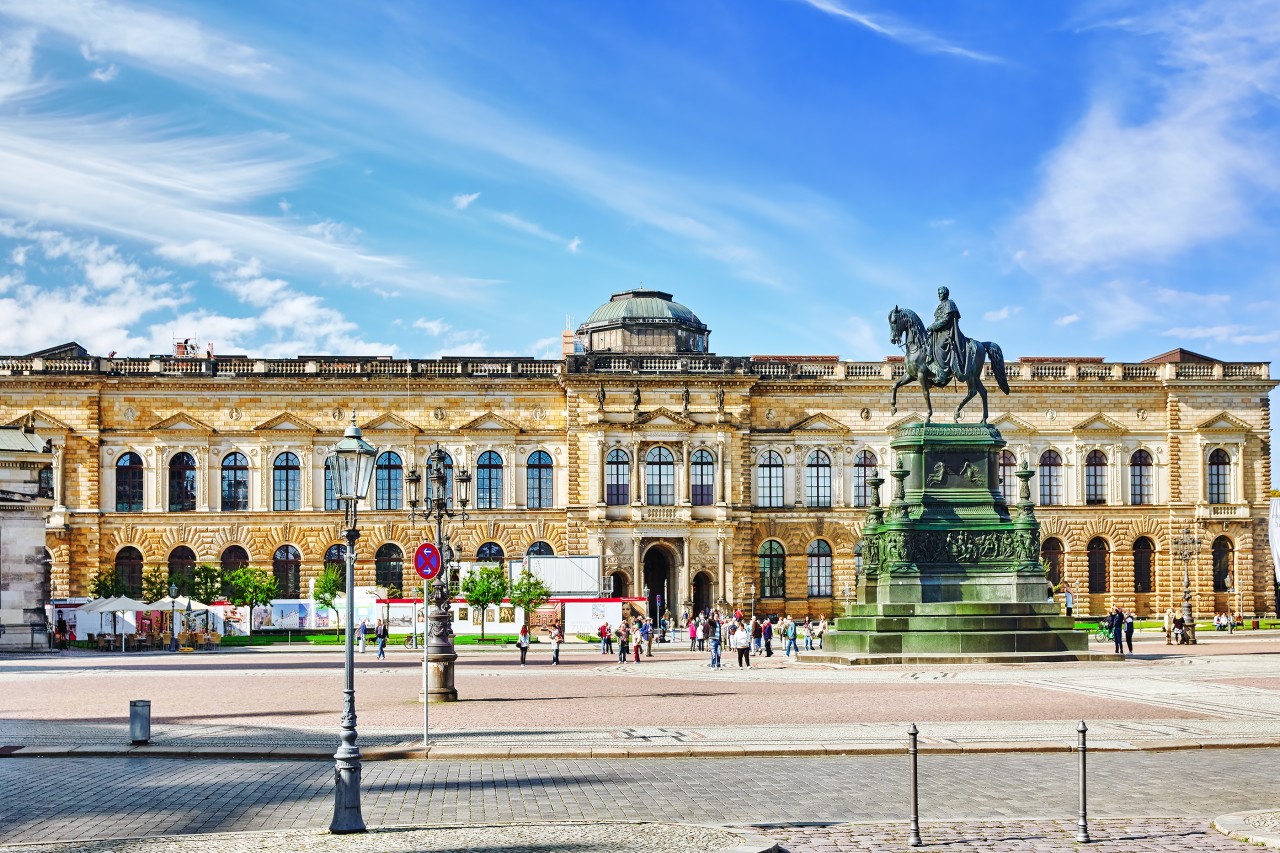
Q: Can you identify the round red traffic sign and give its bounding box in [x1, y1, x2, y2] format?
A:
[415, 542, 442, 580]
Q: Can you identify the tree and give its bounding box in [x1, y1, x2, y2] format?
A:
[314, 564, 344, 634]
[191, 564, 223, 604]
[460, 564, 508, 640]
[227, 565, 278, 636]
[141, 566, 170, 603]
[90, 567, 126, 599]
[507, 568, 551, 631]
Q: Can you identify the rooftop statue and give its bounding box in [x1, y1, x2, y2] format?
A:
[888, 287, 1010, 423]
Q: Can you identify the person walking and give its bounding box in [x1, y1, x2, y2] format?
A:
[689, 619, 698, 652]
[633, 621, 642, 663]
[1164, 608, 1174, 645]
[517, 624, 530, 666]
[1124, 611, 1135, 654]
[374, 618, 387, 660]
[817, 615, 827, 650]
[707, 614, 722, 669]
[1110, 608, 1125, 656]
[803, 618, 814, 651]
[1063, 583, 1074, 618]
[549, 621, 563, 665]
[617, 623, 630, 663]
[751, 617, 763, 655]
[785, 616, 799, 657]
[357, 618, 367, 654]
[762, 618, 774, 657]
[642, 618, 654, 657]
[732, 621, 751, 668]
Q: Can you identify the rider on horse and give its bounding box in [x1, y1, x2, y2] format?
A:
[927, 286, 967, 387]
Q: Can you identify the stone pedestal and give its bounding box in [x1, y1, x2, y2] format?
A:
[809, 423, 1114, 665]
[418, 575, 458, 702]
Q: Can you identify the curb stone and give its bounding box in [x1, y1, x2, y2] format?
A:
[1213, 809, 1280, 849]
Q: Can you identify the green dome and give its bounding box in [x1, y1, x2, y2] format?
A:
[583, 289, 705, 328]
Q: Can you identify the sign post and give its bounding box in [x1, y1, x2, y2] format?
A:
[414, 542, 442, 748]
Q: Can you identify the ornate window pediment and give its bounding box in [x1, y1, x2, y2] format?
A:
[1071, 412, 1127, 435]
[988, 412, 1036, 434]
[253, 412, 319, 433]
[883, 412, 926, 432]
[789, 413, 850, 433]
[632, 407, 697, 429]
[360, 412, 421, 433]
[4, 409, 72, 434]
[458, 412, 522, 434]
[1195, 412, 1252, 434]
[150, 412, 216, 434]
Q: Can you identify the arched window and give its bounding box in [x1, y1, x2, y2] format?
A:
[168, 546, 197, 592]
[477, 451, 503, 509]
[273, 452, 301, 511]
[1133, 537, 1154, 594]
[690, 449, 715, 506]
[168, 452, 197, 512]
[526, 541, 554, 557]
[375, 451, 403, 511]
[646, 447, 675, 506]
[756, 450, 784, 508]
[221, 452, 249, 512]
[1087, 537, 1109, 594]
[758, 540, 786, 598]
[272, 545, 300, 598]
[998, 450, 1018, 505]
[1208, 449, 1230, 504]
[1039, 451, 1063, 506]
[220, 545, 249, 576]
[1041, 537, 1063, 589]
[323, 459, 340, 511]
[1130, 450, 1153, 505]
[115, 546, 144, 598]
[116, 452, 144, 512]
[605, 449, 630, 506]
[527, 450, 553, 509]
[1085, 450, 1108, 505]
[375, 543, 404, 591]
[807, 540, 833, 597]
[805, 450, 832, 508]
[477, 542, 504, 563]
[853, 449, 878, 507]
[324, 544, 347, 587]
[1212, 535, 1234, 593]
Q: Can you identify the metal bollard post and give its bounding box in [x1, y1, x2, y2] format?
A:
[908, 723, 922, 847]
[129, 699, 151, 745]
[1076, 720, 1090, 843]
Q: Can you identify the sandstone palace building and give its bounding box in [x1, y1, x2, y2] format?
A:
[4, 289, 1276, 620]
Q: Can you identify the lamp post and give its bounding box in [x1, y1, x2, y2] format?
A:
[408, 446, 470, 708]
[749, 580, 756, 622]
[169, 583, 177, 651]
[326, 413, 378, 834]
[643, 584, 650, 621]
[1172, 527, 1199, 646]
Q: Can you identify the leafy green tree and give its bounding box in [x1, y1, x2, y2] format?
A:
[460, 564, 508, 640]
[191, 564, 223, 604]
[90, 567, 126, 599]
[507, 568, 551, 631]
[313, 564, 344, 634]
[227, 565, 278, 636]
[141, 565, 171, 603]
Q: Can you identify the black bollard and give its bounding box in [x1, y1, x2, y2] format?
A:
[1076, 720, 1090, 843]
[908, 722, 922, 847]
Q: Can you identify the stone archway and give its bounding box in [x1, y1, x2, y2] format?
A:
[607, 570, 630, 598]
[642, 543, 677, 621]
[692, 571, 713, 618]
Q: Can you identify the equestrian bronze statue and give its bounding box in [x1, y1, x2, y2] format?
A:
[888, 287, 1010, 423]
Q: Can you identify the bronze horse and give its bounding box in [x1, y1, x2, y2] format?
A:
[888, 306, 1009, 423]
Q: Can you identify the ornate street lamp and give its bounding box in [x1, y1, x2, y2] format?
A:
[326, 413, 378, 834]
[168, 583, 177, 652]
[749, 580, 756, 622]
[409, 446, 470, 708]
[1171, 527, 1199, 646]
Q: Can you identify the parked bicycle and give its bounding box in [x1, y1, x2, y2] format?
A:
[403, 632, 421, 649]
[1093, 620, 1113, 642]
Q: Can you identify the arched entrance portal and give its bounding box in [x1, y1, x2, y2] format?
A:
[607, 571, 629, 598]
[642, 546, 672, 621]
[692, 571, 712, 618]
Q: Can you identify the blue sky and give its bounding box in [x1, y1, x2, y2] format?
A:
[0, 0, 1278, 377]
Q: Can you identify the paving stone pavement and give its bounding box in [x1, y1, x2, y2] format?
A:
[1, 750, 1277, 846]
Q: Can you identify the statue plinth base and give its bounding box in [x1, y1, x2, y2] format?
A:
[812, 423, 1112, 666]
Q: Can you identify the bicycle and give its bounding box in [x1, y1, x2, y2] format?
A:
[1093, 620, 1113, 642]
[403, 633, 421, 649]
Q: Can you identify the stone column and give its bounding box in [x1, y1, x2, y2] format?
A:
[631, 441, 642, 506]
[717, 533, 727, 605]
[632, 536, 642, 593]
[596, 438, 606, 506]
[680, 441, 691, 505]
[52, 444, 66, 508]
[716, 438, 727, 505]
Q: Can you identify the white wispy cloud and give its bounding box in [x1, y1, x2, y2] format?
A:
[566, 236, 582, 253]
[452, 192, 480, 210]
[1163, 324, 1280, 345]
[794, 0, 1001, 63]
[1055, 313, 1080, 326]
[983, 306, 1019, 322]
[89, 63, 118, 82]
[490, 211, 564, 244]
[1015, 0, 1280, 270]
[0, 27, 36, 102]
[413, 317, 449, 336]
[0, 0, 273, 80]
